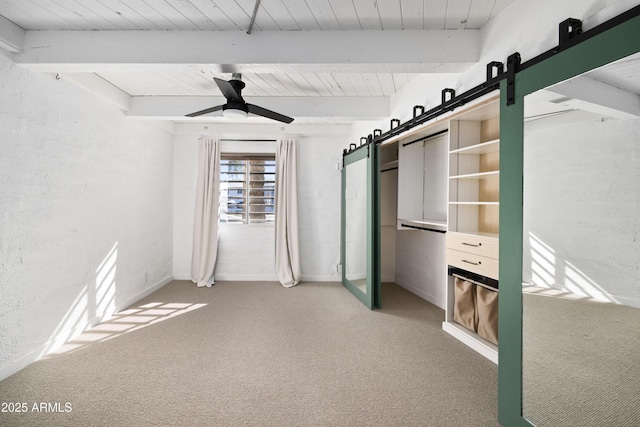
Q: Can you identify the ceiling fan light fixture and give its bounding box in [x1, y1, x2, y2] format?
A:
[222, 106, 249, 120]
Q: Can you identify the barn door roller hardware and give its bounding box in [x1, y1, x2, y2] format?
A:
[506, 53, 521, 106]
[559, 18, 583, 49]
[343, 5, 640, 153]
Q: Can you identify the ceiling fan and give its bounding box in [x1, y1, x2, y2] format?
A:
[186, 73, 294, 124]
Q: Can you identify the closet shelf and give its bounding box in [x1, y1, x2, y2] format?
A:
[449, 139, 500, 155]
[448, 201, 499, 206]
[449, 171, 499, 180]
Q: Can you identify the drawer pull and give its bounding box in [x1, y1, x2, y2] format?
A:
[462, 259, 481, 266]
[462, 242, 481, 247]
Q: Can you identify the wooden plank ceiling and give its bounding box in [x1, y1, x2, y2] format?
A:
[0, 0, 515, 123]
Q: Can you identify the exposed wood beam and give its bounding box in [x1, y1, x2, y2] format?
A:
[14, 29, 479, 74]
[62, 73, 131, 111]
[175, 123, 352, 137]
[0, 14, 24, 53]
[546, 75, 640, 119]
[127, 96, 389, 121]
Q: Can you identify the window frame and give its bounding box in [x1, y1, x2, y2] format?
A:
[219, 153, 276, 225]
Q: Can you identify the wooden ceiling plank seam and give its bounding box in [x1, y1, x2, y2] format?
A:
[118, 0, 181, 30]
[19, 0, 86, 30]
[164, 0, 219, 30]
[239, 74, 268, 97]
[245, 74, 282, 97]
[36, 0, 100, 30]
[258, 73, 298, 97]
[465, 0, 495, 29]
[330, 73, 358, 97]
[293, 73, 331, 96]
[400, 0, 425, 30]
[234, 0, 278, 31]
[249, 1, 282, 31]
[369, 73, 386, 96]
[186, 0, 242, 31]
[423, 0, 447, 29]
[169, 72, 217, 95]
[303, 0, 341, 31]
[259, 0, 300, 31]
[281, 0, 321, 30]
[377, 0, 404, 30]
[93, 0, 155, 29]
[276, 73, 309, 96]
[52, 0, 123, 30]
[323, 73, 351, 97]
[347, 72, 372, 97]
[206, 0, 255, 31]
[303, 73, 339, 96]
[139, 0, 201, 30]
[376, 74, 396, 96]
[327, 0, 360, 30]
[444, 0, 472, 29]
[284, 72, 322, 96]
[391, 73, 408, 93]
[352, 0, 383, 30]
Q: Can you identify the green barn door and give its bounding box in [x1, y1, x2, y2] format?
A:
[341, 143, 381, 309]
[498, 6, 640, 426]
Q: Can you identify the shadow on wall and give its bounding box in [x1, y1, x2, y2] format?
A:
[527, 233, 619, 304]
[42, 242, 120, 356]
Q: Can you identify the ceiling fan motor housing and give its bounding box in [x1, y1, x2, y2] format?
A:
[223, 100, 248, 113]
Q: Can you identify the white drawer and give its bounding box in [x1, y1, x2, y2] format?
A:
[446, 232, 499, 259]
[446, 248, 499, 280]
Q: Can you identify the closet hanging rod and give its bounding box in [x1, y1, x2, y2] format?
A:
[400, 223, 446, 233]
[402, 129, 449, 148]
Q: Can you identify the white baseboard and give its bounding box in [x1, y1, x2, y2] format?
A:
[115, 275, 173, 312]
[395, 278, 444, 309]
[172, 272, 190, 281]
[0, 275, 172, 382]
[442, 321, 498, 364]
[301, 274, 340, 282]
[175, 273, 340, 283]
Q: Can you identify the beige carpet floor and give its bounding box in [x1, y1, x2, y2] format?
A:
[0, 281, 498, 427]
[523, 292, 640, 427]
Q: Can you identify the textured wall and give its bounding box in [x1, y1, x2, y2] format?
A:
[523, 117, 640, 307]
[0, 52, 174, 379]
[173, 134, 346, 282]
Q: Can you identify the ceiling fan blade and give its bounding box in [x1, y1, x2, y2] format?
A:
[247, 104, 294, 124]
[214, 78, 243, 102]
[185, 104, 224, 117]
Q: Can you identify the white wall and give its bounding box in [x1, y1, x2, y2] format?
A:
[523, 116, 640, 307]
[0, 51, 174, 380]
[173, 133, 346, 282]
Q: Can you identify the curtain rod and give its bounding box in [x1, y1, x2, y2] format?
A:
[220, 139, 277, 142]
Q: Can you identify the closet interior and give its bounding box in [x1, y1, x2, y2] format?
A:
[379, 94, 500, 362]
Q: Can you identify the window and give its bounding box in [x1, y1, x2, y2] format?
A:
[220, 155, 276, 224]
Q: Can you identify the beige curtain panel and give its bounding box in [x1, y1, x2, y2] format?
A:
[191, 138, 220, 288]
[275, 139, 302, 287]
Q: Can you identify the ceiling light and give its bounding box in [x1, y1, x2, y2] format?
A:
[222, 107, 248, 120]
